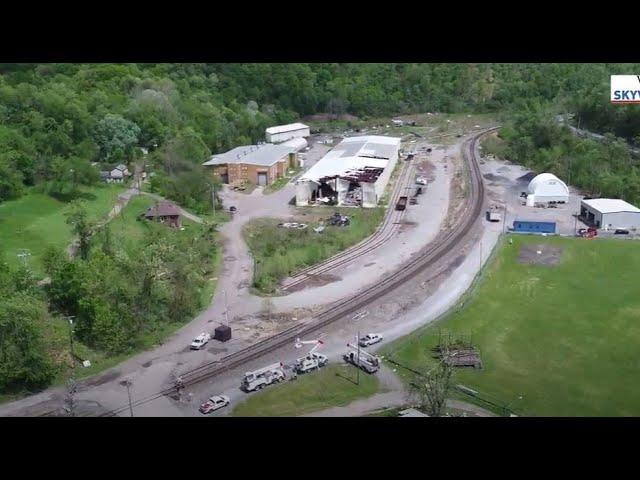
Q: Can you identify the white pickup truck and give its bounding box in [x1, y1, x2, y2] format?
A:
[358, 333, 383, 347]
[190, 332, 211, 350]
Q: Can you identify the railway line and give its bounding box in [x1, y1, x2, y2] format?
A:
[280, 157, 415, 291]
[89, 126, 497, 417]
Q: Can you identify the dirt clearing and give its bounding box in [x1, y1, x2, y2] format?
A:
[517, 243, 563, 266]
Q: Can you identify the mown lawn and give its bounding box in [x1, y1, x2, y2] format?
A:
[0, 184, 126, 274]
[244, 207, 385, 294]
[232, 365, 379, 417]
[383, 235, 640, 417]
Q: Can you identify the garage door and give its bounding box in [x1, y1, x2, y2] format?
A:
[257, 172, 267, 186]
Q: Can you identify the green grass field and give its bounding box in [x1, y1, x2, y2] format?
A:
[383, 235, 640, 417]
[0, 185, 126, 274]
[244, 207, 385, 294]
[232, 365, 379, 417]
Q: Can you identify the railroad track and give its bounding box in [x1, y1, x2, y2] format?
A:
[93, 127, 497, 417]
[280, 158, 416, 291]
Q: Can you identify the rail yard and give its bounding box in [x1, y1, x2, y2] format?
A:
[80, 126, 496, 418]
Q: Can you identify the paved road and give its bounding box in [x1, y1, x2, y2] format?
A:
[0, 132, 493, 417]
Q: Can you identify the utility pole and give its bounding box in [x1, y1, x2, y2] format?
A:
[224, 290, 229, 326]
[356, 330, 361, 386]
[502, 203, 507, 235]
[211, 183, 216, 215]
[67, 316, 76, 365]
[120, 379, 134, 417]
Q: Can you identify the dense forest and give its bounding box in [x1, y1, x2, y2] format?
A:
[2, 63, 640, 395]
[2, 63, 640, 209]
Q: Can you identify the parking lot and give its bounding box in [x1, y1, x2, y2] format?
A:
[480, 156, 589, 236]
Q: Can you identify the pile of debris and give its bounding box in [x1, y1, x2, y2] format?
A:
[327, 212, 350, 227]
[432, 334, 482, 369]
[231, 180, 249, 191]
[342, 187, 362, 206]
[277, 222, 308, 230]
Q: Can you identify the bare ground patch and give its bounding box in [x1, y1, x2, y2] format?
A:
[517, 244, 563, 266]
[415, 159, 437, 182]
[81, 369, 121, 387]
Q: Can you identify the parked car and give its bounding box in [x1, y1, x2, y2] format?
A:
[199, 395, 230, 414]
[415, 177, 428, 185]
[190, 332, 211, 350]
[615, 229, 630, 235]
[359, 333, 383, 347]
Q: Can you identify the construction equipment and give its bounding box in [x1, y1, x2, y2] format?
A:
[241, 362, 286, 392]
[344, 343, 380, 374]
[294, 338, 328, 374]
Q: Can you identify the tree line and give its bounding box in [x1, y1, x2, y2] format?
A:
[0, 201, 217, 393]
[2, 63, 639, 209]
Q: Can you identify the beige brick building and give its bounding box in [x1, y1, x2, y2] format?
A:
[202, 144, 298, 186]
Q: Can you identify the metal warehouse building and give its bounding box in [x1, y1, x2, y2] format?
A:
[580, 198, 640, 230]
[526, 173, 569, 205]
[295, 135, 401, 208]
[265, 123, 310, 144]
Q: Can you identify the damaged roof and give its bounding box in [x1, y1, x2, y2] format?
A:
[298, 135, 401, 184]
[203, 143, 296, 167]
[145, 202, 181, 218]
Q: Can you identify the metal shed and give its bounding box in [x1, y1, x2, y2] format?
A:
[580, 198, 640, 230]
[265, 123, 310, 143]
[512, 220, 556, 234]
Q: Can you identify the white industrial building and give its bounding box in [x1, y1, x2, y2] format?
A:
[280, 137, 308, 152]
[295, 135, 401, 209]
[265, 123, 310, 143]
[580, 198, 640, 230]
[526, 173, 569, 205]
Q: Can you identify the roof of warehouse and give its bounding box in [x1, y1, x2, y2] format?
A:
[266, 123, 309, 135]
[298, 135, 401, 184]
[203, 143, 295, 167]
[582, 198, 640, 214]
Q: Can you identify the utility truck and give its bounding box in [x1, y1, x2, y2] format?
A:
[241, 362, 286, 392]
[294, 338, 328, 374]
[343, 343, 380, 374]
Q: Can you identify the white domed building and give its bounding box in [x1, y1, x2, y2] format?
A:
[526, 173, 569, 206]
